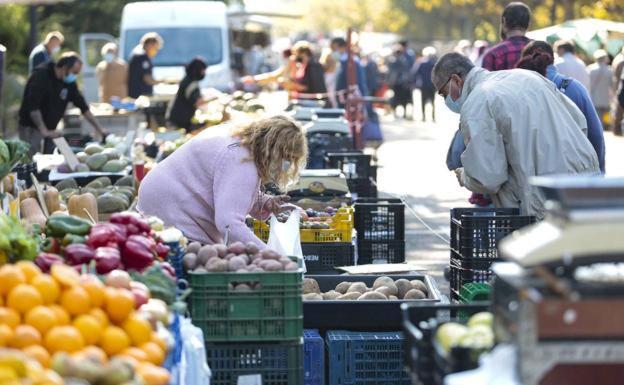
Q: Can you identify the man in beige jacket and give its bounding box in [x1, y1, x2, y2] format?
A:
[96, 43, 128, 103]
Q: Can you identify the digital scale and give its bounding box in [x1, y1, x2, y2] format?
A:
[287, 169, 350, 197]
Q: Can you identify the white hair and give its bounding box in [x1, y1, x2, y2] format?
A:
[101, 42, 118, 56]
[422, 46, 437, 58]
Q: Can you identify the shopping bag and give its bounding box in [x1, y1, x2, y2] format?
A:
[267, 210, 306, 272]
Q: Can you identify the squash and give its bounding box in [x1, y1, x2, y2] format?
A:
[20, 197, 47, 228]
[44, 186, 61, 213]
[18, 187, 37, 203]
[68, 192, 98, 223]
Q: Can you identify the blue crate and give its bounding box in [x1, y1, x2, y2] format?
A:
[165, 241, 185, 279]
[327, 330, 410, 385]
[304, 329, 324, 385]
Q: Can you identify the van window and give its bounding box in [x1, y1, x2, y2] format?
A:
[123, 27, 222, 66]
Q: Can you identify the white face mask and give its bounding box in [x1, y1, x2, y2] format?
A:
[51, 46, 60, 55]
[282, 160, 291, 172]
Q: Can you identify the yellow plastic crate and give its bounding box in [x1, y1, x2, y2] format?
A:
[253, 207, 354, 243]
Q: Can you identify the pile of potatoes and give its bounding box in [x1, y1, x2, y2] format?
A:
[183, 241, 300, 273]
[303, 276, 429, 301]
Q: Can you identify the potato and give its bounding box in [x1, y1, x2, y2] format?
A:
[395, 279, 413, 299]
[389, 295, 398, 300]
[228, 241, 246, 255]
[228, 256, 248, 272]
[250, 253, 262, 262]
[205, 257, 220, 268]
[303, 293, 323, 301]
[206, 259, 228, 272]
[186, 242, 201, 254]
[374, 286, 395, 297]
[224, 253, 237, 261]
[198, 245, 218, 265]
[234, 283, 252, 292]
[194, 266, 207, 273]
[236, 268, 249, 273]
[373, 276, 395, 290]
[248, 265, 264, 272]
[346, 282, 368, 294]
[260, 249, 281, 260]
[358, 291, 387, 300]
[182, 253, 198, 271]
[337, 292, 361, 300]
[303, 278, 321, 294]
[335, 282, 352, 294]
[404, 289, 426, 300]
[238, 254, 250, 265]
[246, 242, 260, 255]
[284, 262, 299, 271]
[215, 244, 228, 258]
[322, 290, 341, 300]
[262, 259, 283, 271]
[410, 280, 428, 294]
[278, 257, 293, 267]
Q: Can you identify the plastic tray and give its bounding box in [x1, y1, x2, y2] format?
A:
[355, 198, 405, 241]
[301, 242, 354, 274]
[325, 152, 374, 180]
[188, 264, 303, 342]
[327, 330, 410, 385]
[347, 177, 377, 198]
[205, 341, 303, 385]
[449, 251, 497, 300]
[303, 329, 324, 385]
[357, 239, 406, 265]
[450, 207, 534, 259]
[303, 274, 443, 331]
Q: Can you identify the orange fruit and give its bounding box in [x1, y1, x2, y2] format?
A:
[150, 333, 167, 352]
[89, 308, 110, 328]
[0, 307, 21, 328]
[23, 345, 51, 368]
[9, 324, 41, 348]
[80, 346, 107, 364]
[49, 305, 70, 325]
[140, 341, 165, 366]
[136, 362, 170, 385]
[0, 324, 14, 347]
[80, 275, 106, 308]
[120, 346, 148, 362]
[122, 314, 152, 346]
[7, 284, 43, 314]
[45, 326, 84, 354]
[50, 264, 80, 288]
[73, 314, 102, 345]
[105, 288, 135, 324]
[0, 265, 26, 295]
[100, 326, 130, 356]
[31, 275, 60, 305]
[60, 286, 91, 316]
[15, 261, 41, 283]
[24, 306, 58, 335]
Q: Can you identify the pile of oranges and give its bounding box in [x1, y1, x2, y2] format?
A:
[0, 261, 169, 384]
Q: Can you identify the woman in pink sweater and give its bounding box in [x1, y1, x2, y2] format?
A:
[137, 116, 308, 248]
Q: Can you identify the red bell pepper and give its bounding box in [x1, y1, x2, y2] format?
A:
[160, 261, 176, 280]
[109, 212, 151, 235]
[155, 243, 170, 259]
[64, 244, 95, 266]
[94, 247, 122, 274]
[87, 223, 127, 249]
[35, 253, 64, 273]
[121, 235, 155, 271]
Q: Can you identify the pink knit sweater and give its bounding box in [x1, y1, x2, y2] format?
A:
[137, 125, 270, 248]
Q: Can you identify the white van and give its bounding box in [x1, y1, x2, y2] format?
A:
[80, 1, 231, 102]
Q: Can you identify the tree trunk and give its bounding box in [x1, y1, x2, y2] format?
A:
[550, 0, 558, 25]
[563, 0, 574, 20]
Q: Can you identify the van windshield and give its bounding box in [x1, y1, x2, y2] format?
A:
[123, 27, 223, 66]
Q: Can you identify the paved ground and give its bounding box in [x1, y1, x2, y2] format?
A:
[374, 92, 624, 295]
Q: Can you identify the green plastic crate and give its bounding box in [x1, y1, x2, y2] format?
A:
[457, 283, 491, 320]
[188, 263, 303, 342]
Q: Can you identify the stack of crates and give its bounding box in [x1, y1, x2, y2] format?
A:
[303, 330, 324, 385]
[355, 198, 405, 264]
[326, 152, 377, 198]
[449, 208, 534, 301]
[188, 262, 305, 385]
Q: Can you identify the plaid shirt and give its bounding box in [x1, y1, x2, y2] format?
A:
[481, 36, 530, 71]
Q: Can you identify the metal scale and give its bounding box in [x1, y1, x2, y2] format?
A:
[287, 169, 350, 198]
[493, 176, 624, 385]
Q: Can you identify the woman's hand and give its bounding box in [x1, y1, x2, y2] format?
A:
[265, 195, 291, 214]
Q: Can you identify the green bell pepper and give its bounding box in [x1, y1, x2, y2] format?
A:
[45, 215, 92, 238]
[62, 233, 86, 246]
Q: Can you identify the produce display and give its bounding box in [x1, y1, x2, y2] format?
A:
[182, 241, 299, 273]
[57, 137, 131, 174]
[51, 176, 135, 217]
[0, 139, 30, 182]
[274, 206, 340, 230]
[435, 312, 495, 355]
[302, 276, 429, 301]
[0, 349, 63, 384]
[228, 91, 265, 113]
[0, 214, 39, 264]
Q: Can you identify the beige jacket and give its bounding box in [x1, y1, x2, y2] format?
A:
[96, 59, 128, 102]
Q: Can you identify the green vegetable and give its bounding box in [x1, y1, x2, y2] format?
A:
[62, 233, 86, 246]
[0, 140, 30, 181]
[45, 215, 92, 238]
[0, 214, 38, 262]
[130, 265, 177, 305]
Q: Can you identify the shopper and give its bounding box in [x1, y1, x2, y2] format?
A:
[95, 42, 128, 103]
[516, 41, 605, 173]
[412, 46, 437, 122]
[481, 2, 531, 71]
[587, 49, 613, 127]
[19, 52, 108, 156]
[332, 37, 369, 107]
[320, 48, 339, 107]
[128, 32, 163, 98]
[387, 45, 413, 119]
[28, 31, 64, 75]
[289, 41, 327, 96]
[243, 48, 296, 87]
[610, 47, 624, 135]
[137, 116, 308, 247]
[166, 57, 214, 131]
[554, 40, 590, 90]
[433, 53, 600, 218]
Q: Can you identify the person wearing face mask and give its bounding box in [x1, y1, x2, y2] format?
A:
[286, 41, 327, 100]
[19, 52, 108, 156]
[28, 31, 64, 75]
[433, 53, 599, 218]
[137, 116, 308, 248]
[95, 42, 128, 103]
[127, 32, 163, 99]
[166, 57, 215, 131]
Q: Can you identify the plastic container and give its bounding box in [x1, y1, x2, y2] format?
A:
[355, 198, 405, 241]
[450, 208, 534, 259]
[303, 329, 324, 385]
[357, 239, 405, 265]
[205, 341, 303, 385]
[188, 264, 303, 342]
[327, 330, 410, 385]
[347, 177, 377, 198]
[301, 242, 354, 274]
[449, 251, 496, 300]
[325, 152, 373, 180]
[303, 274, 442, 331]
[164, 241, 185, 280]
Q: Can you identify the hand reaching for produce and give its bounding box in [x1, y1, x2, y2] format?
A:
[265, 195, 291, 214]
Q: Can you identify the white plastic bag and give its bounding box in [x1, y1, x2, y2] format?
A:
[178, 317, 212, 385]
[267, 210, 306, 272]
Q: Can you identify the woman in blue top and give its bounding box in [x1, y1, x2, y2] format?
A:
[516, 40, 605, 173]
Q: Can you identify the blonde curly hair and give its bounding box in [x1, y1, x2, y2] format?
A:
[234, 116, 307, 190]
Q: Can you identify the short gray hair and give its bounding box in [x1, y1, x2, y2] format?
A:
[432, 52, 474, 89]
[101, 42, 118, 56]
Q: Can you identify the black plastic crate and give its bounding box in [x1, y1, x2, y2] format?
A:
[357, 240, 405, 265]
[325, 152, 373, 180]
[449, 251, 497, 300]
[205, 341, 303, 385]
[63, 133, 92, 148]
[450, 208, 535, 259]
[347, 177, 377, 198]
[355, 198, 405, 241]
[307, 133, 353, 169]
[301, 242, 354, 274]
